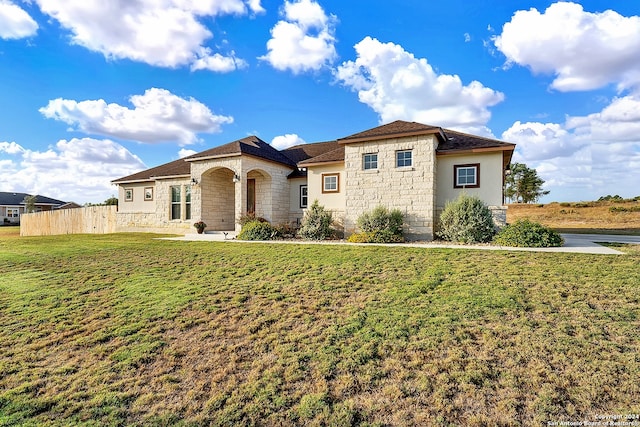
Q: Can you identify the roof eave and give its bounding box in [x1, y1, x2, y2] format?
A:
[436, 145, 516, 156]
[111, 178, 156, 184]
[338, 128, 445, 144]
[298, 160, 344, 167]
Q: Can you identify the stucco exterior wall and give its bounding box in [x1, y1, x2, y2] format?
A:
[435, 151, 507, 230]
[117, 183, 156, 213]
[288, 177, 307, 224]
[306, 163, 346, 228]
[344, 135, 438, 240]
[436, 152, 505, 208]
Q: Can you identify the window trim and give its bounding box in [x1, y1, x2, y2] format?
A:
[124, 188, 133, 202]
[170, 185, 181, 220]
[299, 184, 308, 208]
[185, 185, 192, 220]
[144, 187, 154, 201]
[396, 150, 413, 168]
[454, 163, 480, 189]
[7, 208, 19, 218]
[363, 153, 378, 170]
[322, 173, 339, 193]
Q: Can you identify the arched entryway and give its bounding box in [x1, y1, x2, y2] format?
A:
[246, 169, 272, 221]
[200, 167, 236, 231]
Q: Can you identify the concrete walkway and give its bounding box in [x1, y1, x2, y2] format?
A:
[162, 232, 640, 255]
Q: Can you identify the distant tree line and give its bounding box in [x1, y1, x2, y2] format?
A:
[84, 196, 118, 207]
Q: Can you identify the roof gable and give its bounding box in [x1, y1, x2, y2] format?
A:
[185, 136, 296, 167]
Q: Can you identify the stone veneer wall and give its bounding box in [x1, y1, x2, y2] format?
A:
[343, 135, 438, 241]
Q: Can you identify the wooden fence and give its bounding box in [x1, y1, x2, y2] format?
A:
[20, 206, 117, 236]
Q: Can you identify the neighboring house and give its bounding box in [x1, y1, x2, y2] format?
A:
[112, 120, 515, 240]
[0, 192, 70, 225]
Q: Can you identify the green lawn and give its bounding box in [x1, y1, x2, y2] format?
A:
[1, 232, 639, 426]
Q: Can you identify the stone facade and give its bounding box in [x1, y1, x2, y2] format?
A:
[343, 135, 438, 240]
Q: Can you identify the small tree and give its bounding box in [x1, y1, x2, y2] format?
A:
[104, 196, 118, 206]
[298, 200, 333, 240]
[505, 163, 550, 203]
[22, 195, 37, 213]
[438, 194, 496, 244]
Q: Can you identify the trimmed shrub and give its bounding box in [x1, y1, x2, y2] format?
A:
[350, 206, 404, 243]
[437, 194, 496, 244]
[493, 219, 563, 247]
[347, 230, 404, 243]
[237, 221, 280, 241]
[298, 200, 334, 240]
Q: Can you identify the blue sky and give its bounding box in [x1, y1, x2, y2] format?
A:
[1, 0, 639, 203]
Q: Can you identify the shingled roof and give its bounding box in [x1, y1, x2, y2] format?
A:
[0, 192, 67, 206]
[297, 121, 515, 166]
[339, 120, 445, 143]
[281, 140, 340, 164]
[113, 136, 298, 183]
[438, 128, 516, 153]
[112, 158, 190, 183]
[185, 135, 296, 167]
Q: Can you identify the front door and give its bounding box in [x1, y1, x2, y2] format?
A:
[247, 179, 256, 214]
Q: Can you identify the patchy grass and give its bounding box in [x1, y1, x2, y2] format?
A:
[508, 201, 640, 235]
[1, 234, 639, 426]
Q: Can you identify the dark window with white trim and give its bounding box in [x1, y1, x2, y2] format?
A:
[185, 185, 192, 220]
[322, 173, 339, 193]
[363, 153, 378, 170]
[396, 150, 412, 167]
[171, 186, 181, 220]
[300, 185, 308, 208]
[454, 164, 480, 188]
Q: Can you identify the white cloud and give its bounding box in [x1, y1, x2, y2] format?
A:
[34, 0, 262, 71]
[501, 121, 587, 161]
[502, 94, 640, 201]
[39, 88, 234, 145]
[178, 148, 198, 158]
[493, 2, 640, 92]
[190, 49, 247, 72]
[259, 0, 337, 74]
[464, 33, 471, 42]
[0, 0, 38, 39]
[0, 138, 146, 203]
[335, 37, 504, 136]
[271, 133, 305, 150]
[0, 141, 26, 154]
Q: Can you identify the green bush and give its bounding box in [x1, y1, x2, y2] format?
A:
[298, 200, 334, 240]
[437, 194, 496, 244]
[350, 206, 404, 243]
[238, 212, 268, 226]
[493, 219, 563, 247]
[357, 206, 403, 235]
[237, 220, 280, 241]
[609, 205, 640, 213]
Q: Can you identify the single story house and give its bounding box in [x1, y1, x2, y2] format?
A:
[0, 192, 71, 225]
[112, 120, 515, 240]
